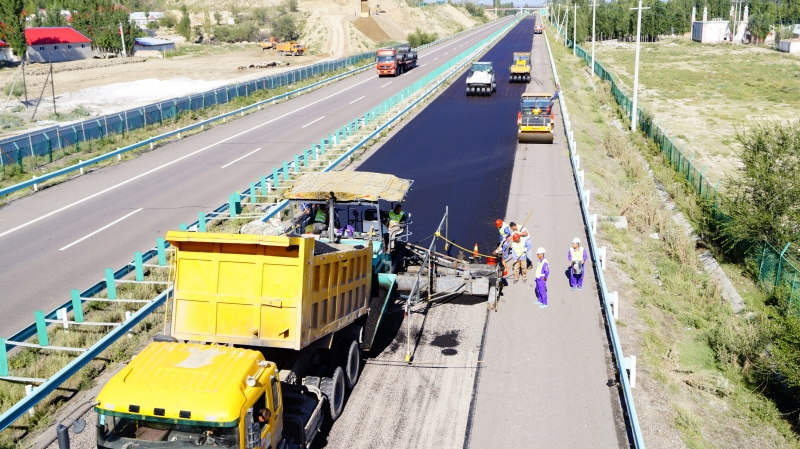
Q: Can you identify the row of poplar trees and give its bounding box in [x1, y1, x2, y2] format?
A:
[1, 0, 139, 61]
[550, 0, 800, 43]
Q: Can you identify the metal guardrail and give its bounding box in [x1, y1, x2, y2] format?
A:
[543, 25, 645, 449]
[0, 15, 522, 432]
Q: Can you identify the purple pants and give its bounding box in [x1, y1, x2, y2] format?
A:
[569, 269, 584, 288]
[535, 278, 548, 305]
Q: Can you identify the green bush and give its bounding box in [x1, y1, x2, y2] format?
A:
[407, 29, 438, 48]
[272, 15, 299, 41]
[159, 12, 177, 28]
[3, 81, 25, 98]
[213, 24, 260, 43]
[464, 3, 485, 18]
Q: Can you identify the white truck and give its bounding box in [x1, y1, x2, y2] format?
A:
[466, 61, 496, 97]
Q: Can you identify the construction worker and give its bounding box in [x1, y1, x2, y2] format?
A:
[387, 204, 407, 253]
[568, 237, 588, 290]
[312, 204, 328, 234]
[509, 232, 531, 283]
[495, 219, 513, 275]
[509, 222, 531, 265]
[534, 248, 550, 308]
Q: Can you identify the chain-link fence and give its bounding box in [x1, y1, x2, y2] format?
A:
[553, 25, 800, 305]
[0, 52, 376, 169]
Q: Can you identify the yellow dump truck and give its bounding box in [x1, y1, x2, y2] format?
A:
[89, 172, 411, 449]
[518, 92, 555, 144]
[509, 52, 531, 83]
[276, 42, 306, 56]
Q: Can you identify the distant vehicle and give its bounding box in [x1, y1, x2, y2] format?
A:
[376, 44, 418, 76]
[534, 24, 544, 34]
[518, 92, 555, 143]
[466, 61, 496, 96]
[260, 36, 278, 50]
[276, 41, 306, 56]
[509, 52, 531, 83]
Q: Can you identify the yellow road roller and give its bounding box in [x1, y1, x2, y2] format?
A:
[517, 92, 555, 144]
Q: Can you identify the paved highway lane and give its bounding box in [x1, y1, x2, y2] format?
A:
[0, 17, 515, 337]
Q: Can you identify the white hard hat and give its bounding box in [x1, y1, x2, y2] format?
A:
[572, 238, 580, 244]
[536, 247, 545, 254]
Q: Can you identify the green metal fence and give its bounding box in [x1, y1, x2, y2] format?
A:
[552, 24, 800, 305]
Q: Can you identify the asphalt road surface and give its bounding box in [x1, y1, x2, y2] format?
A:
[0, 16, 513, 338]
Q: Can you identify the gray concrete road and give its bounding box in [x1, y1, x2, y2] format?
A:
[0, 17, 513, 338]
[465, 24, 630, 448]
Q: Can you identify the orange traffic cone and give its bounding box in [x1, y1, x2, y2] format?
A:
[473, 243, 479, 258]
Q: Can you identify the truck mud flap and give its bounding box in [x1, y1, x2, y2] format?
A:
[362, 273, 397, 351]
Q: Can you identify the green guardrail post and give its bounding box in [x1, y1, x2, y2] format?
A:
[250, 183, 257, 203]
[293, 154, 300, 171]
[0, 339, 7, 376]
[327, 134, 332, 150]
[229, 194, 238, 218]
[272, 168, 280, 188]
[776, 243, 792, 287]
[70, 289, 84, 323]
[261, 176, 268, 196]
[34, 311, 49, 346]
[134, 252, 144, 281]
[283, 161, 290, 176]
[304, 149, 310, 166]
[105, 268, 117, 300]
[157, 238, 166, 266]
[320, 138, 325, 153]
[198, 212, 206, 232]
[179, 223, 188, 231]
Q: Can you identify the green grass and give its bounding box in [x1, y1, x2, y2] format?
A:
[548, 27, 800, 448]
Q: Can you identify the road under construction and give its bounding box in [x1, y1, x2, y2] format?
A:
[2, 14, 633, 449]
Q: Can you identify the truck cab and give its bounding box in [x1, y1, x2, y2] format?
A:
[376, 44, 417, 77]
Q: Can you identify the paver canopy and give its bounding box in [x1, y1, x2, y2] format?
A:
[284, 172, 412, 202]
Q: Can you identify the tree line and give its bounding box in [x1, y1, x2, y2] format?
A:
[550, 0, 800, 42]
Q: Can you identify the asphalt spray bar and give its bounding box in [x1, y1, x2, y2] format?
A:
[0, 14, 524, 431]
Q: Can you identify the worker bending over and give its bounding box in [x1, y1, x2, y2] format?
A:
[509, 232, 532, 283]
[535, 248, 550, 308]
[312, 204, 329, 234]
[568, 237, 588, 290]
[387, 204, 407, 253]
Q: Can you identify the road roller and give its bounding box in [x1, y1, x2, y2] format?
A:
[517, 92, 555, 144]
[509, 52, 531, 83]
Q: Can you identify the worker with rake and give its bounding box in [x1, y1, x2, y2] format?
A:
[509, 232, 532, 283]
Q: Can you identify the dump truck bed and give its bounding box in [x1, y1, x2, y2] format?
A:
[167, 232, 373, 351]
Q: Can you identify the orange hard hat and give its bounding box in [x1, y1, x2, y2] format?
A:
[495, 219, 503, 228]
[512, 233, 520, 242]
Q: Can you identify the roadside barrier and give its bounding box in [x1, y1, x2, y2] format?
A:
[0, 14, 523, 431]
[543, 26, 645, 449]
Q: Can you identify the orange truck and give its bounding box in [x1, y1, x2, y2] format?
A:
[376, 44, 418, 77]
[276, 41, 306, 56]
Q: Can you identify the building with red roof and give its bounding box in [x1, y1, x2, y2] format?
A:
[25, 27, 92, 63]
[0, 40, 13, 62]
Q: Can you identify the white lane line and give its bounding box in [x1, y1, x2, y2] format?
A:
[381, 81, 392, 88]
[419, 64, 427, 67]
[433, 57, 439, 60]
[349, 96, 365, 104]
[0, 77, 374, 240]
[221, 147, 262, 169]
[301, 116, 326, 128]
[59, 208, 143, 251]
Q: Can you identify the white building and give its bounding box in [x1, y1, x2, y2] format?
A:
[692, 18, 730, 44]
[129, 12, 166, 28]
[778, 39, 800, 54]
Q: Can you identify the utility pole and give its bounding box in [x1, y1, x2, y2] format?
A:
[49, 62, 56, 116]
[630, 0, 650, 132]
[565, 2, 569, 47]
[573, 3, 579, 56]
[591, 0, 597, 76]
[119, 22, 127, 57]
[21, 61, 28, 105]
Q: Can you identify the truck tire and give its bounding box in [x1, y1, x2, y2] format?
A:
[320, 367, 346, 421]
[339, 339, 361, 389]
[279, 50, 284, 56]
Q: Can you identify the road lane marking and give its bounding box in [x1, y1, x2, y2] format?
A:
[0, 77, 374, 240]
[222, 147, 262, 168]
[381, 82, 392, 87]
[349, 96, 365, 104]
[59, 208, 143, 251]
[301, 116, 326, 128]
[433, 57, 439, 60]
[419, 64, 427, 67]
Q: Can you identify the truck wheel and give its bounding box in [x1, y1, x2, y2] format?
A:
[320, 367, 346, 421]
[339, 340, 361, 389]
[278, 50, 284, 56]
